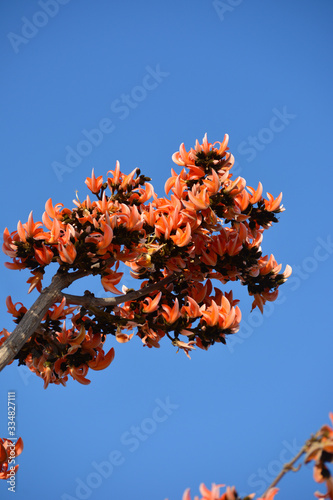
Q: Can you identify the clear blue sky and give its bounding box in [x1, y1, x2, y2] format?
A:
[1, 1, 332, 499]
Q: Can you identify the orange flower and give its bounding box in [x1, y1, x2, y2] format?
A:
[257, 488, 279, 500]
[26, 271, 43, 293]
[314, 476, 333, 500]
[172, 142, 195, 167]
[58, 241, 77, 264]
[0, 329, 11, 350]
[4, 259, 26, 270]
[305, 413, 333, 463]
[179, 483, 226, 500]
[170, 223, 192, 247]
[85, 168, 103, 193]
[120, 167, 138, 190]
[142, 202, 156, 227]
[234, 189, 250, 212]
[69, 365, 91, 385]
[165, 168, 185, 195]
[258, 254, 281, 275]
[200, 300, 220, 326]
[2, 227, 18, 258]
[201, 249, 218, 267]
[101, 269, 123, 294]
[172, 134, 230, 168]
[247, 182, 263, 204]
[6, 296, 27, 318]
[0, 437, 24, 480]
[69, 325, 87, 345]
[43, 366, 54, 389]
[161, 299, 180, 324]
[17, 211, 44, 241]
[203, 168, 221, 196]
[44, 218, 62, 243]
[116, 332, 134, 343]
[117, 204, 143, 231]
[88, 347, 115, 370]
[182, 296, 201, 318]
[44, 198, 66, 222]
[186, 186, 210, 211]
[264, 192, 283, 212]
[85, 224, 113, 255]
[34, 244, 54, 266]
[107, 160, 121, 187]
[133, 182, 154, 204]
[47, 297, 77, 320]
[142, 292, 162, 313]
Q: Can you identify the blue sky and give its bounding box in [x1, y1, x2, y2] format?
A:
[0, 1, 332, 499]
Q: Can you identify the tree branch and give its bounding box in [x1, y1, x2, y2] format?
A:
[0, 269, 88, 372]
[61, 273, 177, 308]
[261, 431, 321, 498]
[0, 271, 178, 372]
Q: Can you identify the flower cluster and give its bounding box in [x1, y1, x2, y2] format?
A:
[1, 296, 114, 388]
[3, 161, 153, 284]
[2, 134, 290, 386]
[169, 483, 278, 500]
[172, 413, 333, 500]
[0, 438, 23, 480]
[305, 413, 333, 499]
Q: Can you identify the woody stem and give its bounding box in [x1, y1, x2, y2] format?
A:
[0, 269, 88, 372]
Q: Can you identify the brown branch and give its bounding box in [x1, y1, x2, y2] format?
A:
[0, 269, 88, 372]
[0, 271, 178, 372]
[61, 272, 177, 308]
[261, 431, 321, 498]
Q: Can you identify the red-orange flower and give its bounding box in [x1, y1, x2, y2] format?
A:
[170, 223, 192, 247]
[69, 365, 91, 385]
[101, 269, 123, 294]
[0, 437, 24, 480]
[58, 242, 77, 264]
[264, 192, 283, 212]
[88, 347, 115, 370]
[85, 168, 103, 193]
[257, 488, 279, 500]
[161, 299, 180, 324]
[17, 211, 44, 241]
[142, 292, 162, 313]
